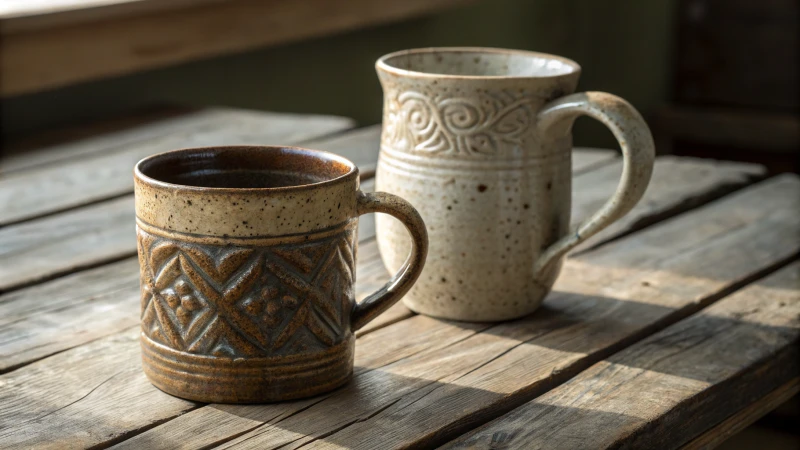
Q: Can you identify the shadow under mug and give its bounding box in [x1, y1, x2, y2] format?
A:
[134, 146, 428, 403]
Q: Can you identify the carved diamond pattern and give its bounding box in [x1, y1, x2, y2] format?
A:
[138, 227, 356, 357]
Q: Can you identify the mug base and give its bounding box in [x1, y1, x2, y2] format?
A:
[141, 333, 355, 403]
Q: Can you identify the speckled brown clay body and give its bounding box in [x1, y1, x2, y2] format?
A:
[134, 146, 427, 403]
[375, 47, 654, 321]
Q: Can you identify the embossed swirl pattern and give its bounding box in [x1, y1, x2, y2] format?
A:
[383, 90, 537, 156]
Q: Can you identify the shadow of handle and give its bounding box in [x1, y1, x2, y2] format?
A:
[534, 91, 655, 275]
[351, 191, 428, 332]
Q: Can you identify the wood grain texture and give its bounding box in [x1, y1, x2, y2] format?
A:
[444, 261, 800, 450]
[1, 106, 192, 172]
[681, 378, 800, 450]
[572, 156, 766, 251]
[0, 327, 197, 449]
[107, 176, 799, 450]
[0, 108, 354, 225]
[0, 0, 474, 96]
[1, 107, 202, 173]
[303, 125, 383, 179]
[0, 258, 139, 373]
[1, 108, 352, 173]
[0, 196, 134, 293]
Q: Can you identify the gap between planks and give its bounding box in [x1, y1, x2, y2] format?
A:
[0, 171, 784, 450]
[0, 107, 357, 227]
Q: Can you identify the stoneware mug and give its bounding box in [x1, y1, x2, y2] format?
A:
[134, 146, 427, 403]
[375, 47, 654, 321]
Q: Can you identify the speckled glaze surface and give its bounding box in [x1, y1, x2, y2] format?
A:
[375, 47, 655, 321]
[134, 146, 427, 403]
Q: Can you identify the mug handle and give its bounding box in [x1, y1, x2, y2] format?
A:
[351, 191, 428, 331]
[533, 92, 655, 275]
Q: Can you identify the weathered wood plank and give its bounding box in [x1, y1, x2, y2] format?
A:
[0, 108, 351, 174]
[0, 197, 133, 292]
[0, 109, 354, 225]
[444, 261, 800, 450]
[572, 156, 766, 251]
[0, 258, 138, 373]
[0, 106, 192, 173]
[0, 326, 198, 449]
[681, 378, 800, 450]
[110, 176, 799, 450]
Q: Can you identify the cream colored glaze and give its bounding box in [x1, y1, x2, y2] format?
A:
[375, 47, 655, 321]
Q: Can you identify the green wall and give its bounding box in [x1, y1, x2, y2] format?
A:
[2, 0, 676, 148]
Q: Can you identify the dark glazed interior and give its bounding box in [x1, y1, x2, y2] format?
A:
[137, 146, 356, 189]
[380, 48, 579, 78]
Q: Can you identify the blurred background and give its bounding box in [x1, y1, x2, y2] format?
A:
[0, 1, 798, 446]
[1, 0, 797, 172]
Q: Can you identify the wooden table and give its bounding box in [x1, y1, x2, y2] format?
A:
[0, 107, 797, 449]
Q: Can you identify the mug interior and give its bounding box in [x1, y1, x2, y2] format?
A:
[379, 48, 579, 78]
[136, 146, 356, 189]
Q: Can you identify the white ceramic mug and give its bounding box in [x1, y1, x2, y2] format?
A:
[375, 47, 655, 321]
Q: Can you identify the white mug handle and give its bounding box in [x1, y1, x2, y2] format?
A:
[534, 92, 655, 275]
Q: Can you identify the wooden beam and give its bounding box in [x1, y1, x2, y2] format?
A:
[0, 0, 475, 96]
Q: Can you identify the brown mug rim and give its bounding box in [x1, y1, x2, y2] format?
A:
[134, 145, 359, 194]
